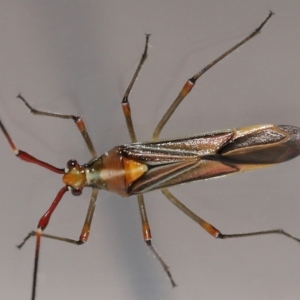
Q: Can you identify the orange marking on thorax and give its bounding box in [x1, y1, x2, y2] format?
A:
[123, 157, 148, 187]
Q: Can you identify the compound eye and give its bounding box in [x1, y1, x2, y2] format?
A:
[71, 188, 82, 196]
[67, 159, 77, 169]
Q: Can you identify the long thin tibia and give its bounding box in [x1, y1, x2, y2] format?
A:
[122, 34, 150, 143]
[137, 194, 176, 287]
[17, 94, 97, 158]
[161, 188, 300, 243]
[152, 11, 274, 140]
[17, 189, 99, 249]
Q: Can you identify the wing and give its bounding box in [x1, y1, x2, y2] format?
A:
[120, 124, 300, 194]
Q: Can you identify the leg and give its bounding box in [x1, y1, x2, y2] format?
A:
[0, 107, 99, 298]
[152, 11, 274, 140]
[161, 188, 300, 243]
[18, 188, 99, 300]
[17, 94, 97, 158]
[2, 98, 99, 244]
[17, 189, 99, 248]
[121, 36, 176, 286]
[121, 34, 150, 143]
[137, 194, 176, 287]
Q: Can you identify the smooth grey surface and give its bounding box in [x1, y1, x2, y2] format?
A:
[0, 1, 300, 300]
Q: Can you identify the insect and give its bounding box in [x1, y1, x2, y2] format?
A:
[1, 11, 300, 300]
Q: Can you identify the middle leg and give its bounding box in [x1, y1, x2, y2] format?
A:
[121, 35, 176, 286]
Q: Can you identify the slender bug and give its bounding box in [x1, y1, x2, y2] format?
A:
[1, 11, 300, 300]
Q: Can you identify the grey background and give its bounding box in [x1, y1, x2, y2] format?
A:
[0, 1, 300, 300]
